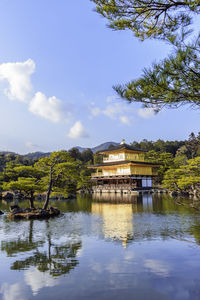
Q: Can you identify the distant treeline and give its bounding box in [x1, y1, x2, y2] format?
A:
[0, 149, 94, 173]
[131, 134, 200, 158]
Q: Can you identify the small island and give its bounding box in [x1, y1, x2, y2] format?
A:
[8, 205, 60, 220]
[0, 150, 92, 219]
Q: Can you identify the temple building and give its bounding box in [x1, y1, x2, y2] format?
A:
[88, 140, 160, 193]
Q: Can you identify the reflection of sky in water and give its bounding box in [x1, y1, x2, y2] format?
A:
[24, 267, 59, 295]
[1, 194, 200, 300]
[144, 259, 170, 276]
[0, 282, 28, 300]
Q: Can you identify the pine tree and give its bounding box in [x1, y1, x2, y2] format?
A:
[92, 0, 200, 109]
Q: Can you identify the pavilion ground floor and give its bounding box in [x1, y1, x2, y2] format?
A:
[91, 175, 154, 194]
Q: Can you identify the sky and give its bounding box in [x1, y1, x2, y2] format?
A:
[0, 0, 199, 154]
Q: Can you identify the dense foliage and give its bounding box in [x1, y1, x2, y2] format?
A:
[163, 157, 200, 195]
[0, 151, 92, 209]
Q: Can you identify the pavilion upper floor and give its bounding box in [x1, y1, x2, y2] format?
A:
[90, 161, 159, 177]
[99, 142, 148, 163]
[102, 151, 145, 163]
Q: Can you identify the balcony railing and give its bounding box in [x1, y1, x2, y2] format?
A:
[103, 157, 125, 163]
[91, 170, 155, 177]
[91, 171, 131, 177]
[91, 172, 103, 177]
[93, 184, 136, 190]
[102, 156, 145, 163]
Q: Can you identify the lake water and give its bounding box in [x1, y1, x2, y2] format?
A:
[1, 193, 200, 300]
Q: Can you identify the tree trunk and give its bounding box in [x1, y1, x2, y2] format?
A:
[174, 183, 182, 193]
[43, 168, 53, 210]
[30, 191, 35, 209]
[191, 184, 197, 196]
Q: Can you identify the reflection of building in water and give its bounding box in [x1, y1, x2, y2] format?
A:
[92, 192, 138, 203]
[142, 194, 153, 210]
[92, 202, 134, 247]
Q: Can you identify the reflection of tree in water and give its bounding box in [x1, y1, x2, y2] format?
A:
[11, 238, 81, 276]
[1, 220, 43, 256]
[1, 220, 82, 277]
[189, 222, 200, 245]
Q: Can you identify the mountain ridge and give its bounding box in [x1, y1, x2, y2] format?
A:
[76, 141, 119, 153]
[0, 141, 120, 159]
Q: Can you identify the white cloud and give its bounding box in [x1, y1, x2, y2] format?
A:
[89, 98, 133, 125]
[24, 267, 59, 296]
[144, 259, 170, 277]
[0, 283, 27, 300]
[120, 115, 130, 125]
[0, 59, 74, 124]
[0, 59, 35, 102]
[67, 121, 89, 139]
[106, 95, 115, 103]
[29, 92, 72, 123]
[90, 106, 101, 117]
[106, 259, 122, 274]
[25, 141, 39, 150]
[138, 107, 155, 119]
[103, 103, 124, 119]
[124, 251, 135, 261]
[91, 262, 103, 274]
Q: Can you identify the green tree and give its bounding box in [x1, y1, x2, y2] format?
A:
[131, 139, 184, 155]
[137, 139, 154, 151]
[114, 39, 200, 110]
[1, 151, 92, 209]
[174, 154, 188, 167]
[92, 0, 200, 110]
[185, 132, 200, 159]
[77, 167, 93, 191]
[93, 153, 103, 164]
[3, 178, 39, 208]
[2, 165, 44, 208]
[92, 0, 198, 41]
[35, 151, 81, 210]
[175, 145, 190, 158]
[5, 153, 16, 162]
[162, 168, 184, 191]
[0, 154, 6, 172]
[163, 156, 200, 194]
[68, 147, 82, 161]
[145, 150, 174, 183]
[2, 161, 21, 182]
[81, 149, 94, 164]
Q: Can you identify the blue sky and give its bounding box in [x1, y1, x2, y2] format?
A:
[0, 0, 199, 154]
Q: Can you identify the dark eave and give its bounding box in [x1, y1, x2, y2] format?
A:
[99, 143, 148, 153]
[88, 160, 161, 168]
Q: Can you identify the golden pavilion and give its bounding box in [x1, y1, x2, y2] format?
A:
[88, 140, 159, 193]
